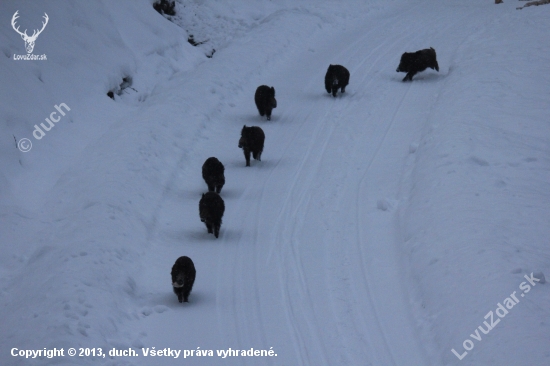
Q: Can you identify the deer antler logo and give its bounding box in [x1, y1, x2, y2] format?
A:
[11, 11, 49, 54]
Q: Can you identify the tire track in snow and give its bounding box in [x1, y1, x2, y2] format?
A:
[235, 112, 352, 364]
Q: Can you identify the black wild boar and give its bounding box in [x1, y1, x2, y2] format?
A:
[325, 64, 350, 97]
[238, 125, 265, 167]
[171, 256, 196, 303]
[254, 85, 277, 120]
[199, 192, 225, 238]
[396, 47, 439, 81]
[202, 157, 225, 193]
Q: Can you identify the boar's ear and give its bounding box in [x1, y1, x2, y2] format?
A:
[202, 193, 205, 198]
[271, 86, 275, 94]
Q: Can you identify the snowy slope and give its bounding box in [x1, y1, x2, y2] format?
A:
[1, 0, 549, 365]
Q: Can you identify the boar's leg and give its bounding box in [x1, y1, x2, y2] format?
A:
[243, 148, 251, 166]
[403, 71, 416, 81]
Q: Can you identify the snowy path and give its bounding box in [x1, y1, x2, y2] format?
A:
[130, 2, 482, 365]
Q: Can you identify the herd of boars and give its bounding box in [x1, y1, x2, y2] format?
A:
[172, 48, 440, 303]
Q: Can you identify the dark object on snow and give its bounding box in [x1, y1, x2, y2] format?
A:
[153, 0, 176, 16]
[324, 65, 350, 97]
[107, 76, 133, 99]
[517, 0, 550, 10]
[254, 85, 277, 120]
[202, 157, 225, 194]
[187, 35, 215, 58]
[171, 256, 196, 303]
[396, 47, 439, 81]
[238, 125, 265, 167]
[187, 35, 208, 47]
[199, 192, 225, 238]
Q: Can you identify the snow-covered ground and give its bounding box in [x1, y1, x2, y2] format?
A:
[1, 0, 549, 365]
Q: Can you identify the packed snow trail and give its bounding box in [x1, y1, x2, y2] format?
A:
[131, 1, 486, 365]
